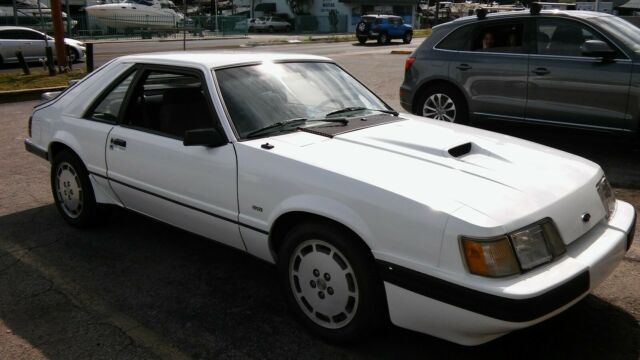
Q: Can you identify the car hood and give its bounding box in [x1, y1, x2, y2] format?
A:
[266, 114, 604, 243]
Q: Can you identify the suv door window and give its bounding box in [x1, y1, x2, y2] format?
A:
[436, 24, 473, 51]
[89, 71, 137, 123]
[536, 18, 620, 57]
[123, 70, 216, 139]
[473, 22, 525, 53]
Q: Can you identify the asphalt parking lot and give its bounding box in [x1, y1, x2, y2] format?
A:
[0, 41, 639, 359]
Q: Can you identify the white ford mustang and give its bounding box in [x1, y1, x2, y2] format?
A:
[25, 52, 636, 345]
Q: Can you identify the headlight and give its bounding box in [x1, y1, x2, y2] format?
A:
[462, 219, 565, 277]
[596, 176, 616, 220]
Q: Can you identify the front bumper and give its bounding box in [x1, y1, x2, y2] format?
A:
[380, 200, 636, 345]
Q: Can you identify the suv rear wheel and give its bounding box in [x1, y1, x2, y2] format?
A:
[415, 84, 468, 124]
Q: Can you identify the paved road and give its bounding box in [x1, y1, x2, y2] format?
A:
[0, 40, 639, 359]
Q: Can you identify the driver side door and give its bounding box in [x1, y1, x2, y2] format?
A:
[105, 65, 245, 250]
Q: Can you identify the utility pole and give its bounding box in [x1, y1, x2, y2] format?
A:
[12, 0, 17, 25]
[50, 0, 67, 70]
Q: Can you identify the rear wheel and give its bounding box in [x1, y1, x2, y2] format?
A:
[51, 150, 98, 227]
[403, 31, 412, 44]
[278, 221, 386, 343]
[357, 36, 367, 44]
[415, 84, 468, 124]
[269, 25, 274, 33]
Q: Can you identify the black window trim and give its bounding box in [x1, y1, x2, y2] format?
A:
[117, 63, 229, 143]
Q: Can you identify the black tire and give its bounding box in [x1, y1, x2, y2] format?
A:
[377, 32, 389, 45]
[278, 220, 387, 343]
[51, 150, 98, 227]
[355, 20, 370, 38]
[403, 31, 412, 44]
[70, 48, 80, 63]
[269, 25, 274, 33]
[285, 25, 291, 32]
[357, 36, 367, 44]
[414, 83, 469, 124]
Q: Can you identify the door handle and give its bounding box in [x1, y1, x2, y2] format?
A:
[532, 67, 550, 75]
[110, 138, 127, 148]
[456, 64, 472, 71]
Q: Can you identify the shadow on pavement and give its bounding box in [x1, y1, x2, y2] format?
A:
[476, 121, 640, 189]
[0, 205, 638, 359]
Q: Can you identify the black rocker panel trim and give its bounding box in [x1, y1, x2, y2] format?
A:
[89, 171, 269, 235]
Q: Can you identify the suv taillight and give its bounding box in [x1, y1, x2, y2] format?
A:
[28, 116, 32, 137]
[405, 57, 416, 71]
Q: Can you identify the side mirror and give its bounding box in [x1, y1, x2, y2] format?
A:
[582, 40, 616, 59]
[183, 128, 227, 147]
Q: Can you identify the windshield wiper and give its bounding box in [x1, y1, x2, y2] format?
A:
[245, 117, 348, 139]
[325, 107, 399, 117]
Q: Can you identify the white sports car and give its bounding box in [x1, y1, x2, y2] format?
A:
[25, 52, 636, 345]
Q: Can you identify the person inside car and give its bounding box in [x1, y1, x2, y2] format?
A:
[482, 31, 495, 49]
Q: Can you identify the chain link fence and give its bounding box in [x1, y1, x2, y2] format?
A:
[1, 14, 350, 40]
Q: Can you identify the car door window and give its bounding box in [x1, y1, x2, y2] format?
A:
[436, 24, 473, 51]
[122, 70, 216, 139]
[88, 71, 137, 123]
[536, 18, 618, 57]
[17, 30, 44, 40]
[473, 22, 524, 53]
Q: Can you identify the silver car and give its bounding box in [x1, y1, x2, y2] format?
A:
[400, 10, 640, 138]
[0, 26, 86, 64]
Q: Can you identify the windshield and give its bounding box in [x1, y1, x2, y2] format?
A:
[594, 16, 640, 53]
[215, 62, 388, 139]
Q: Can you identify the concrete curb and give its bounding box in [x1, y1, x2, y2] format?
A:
[0, 86, 66, 104]
[390, 49, 413, 55]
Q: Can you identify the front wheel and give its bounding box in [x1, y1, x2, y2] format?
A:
[403, 31, 412, 44]
[278, 221, 386, 343]
[415, 84, 468, 124]
[377, 32, 389, 45]
[357, 36, 367, 44]
[51, 150, 98, 227]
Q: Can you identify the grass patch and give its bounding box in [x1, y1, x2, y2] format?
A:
[413, 28, 432, 37]
[0, 68, 85, 92]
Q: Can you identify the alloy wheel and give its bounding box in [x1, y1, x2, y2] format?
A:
[54, 161, 84, 218]
[289, 239, 359, 329]
[423, 93, 456, 122]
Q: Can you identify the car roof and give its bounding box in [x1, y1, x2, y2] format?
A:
[439, 9, 611, 28]
[116, 51, 334, 69]
[0, 26, 42, 31]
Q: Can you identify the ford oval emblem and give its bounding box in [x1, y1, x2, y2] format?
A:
[581, 213, 591, 223]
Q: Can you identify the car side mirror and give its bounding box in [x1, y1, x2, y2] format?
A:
[582, 40, 616, 59]
[183, 128, 227, 147]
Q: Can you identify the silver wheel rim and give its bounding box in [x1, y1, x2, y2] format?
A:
[423, 93, 456, 122]
[289, 239, 359, 329]
[55, 161, 83, 218]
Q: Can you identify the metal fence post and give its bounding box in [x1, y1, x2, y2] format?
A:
[86, 43, 94, 73]
[15, 51, 30, 75]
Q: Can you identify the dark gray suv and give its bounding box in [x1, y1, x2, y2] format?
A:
[400, 10, 640, 137]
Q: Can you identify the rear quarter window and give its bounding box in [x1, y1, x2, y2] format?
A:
[435, 24, 473, 51]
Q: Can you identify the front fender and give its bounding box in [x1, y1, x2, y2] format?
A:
[269, 194, 375, 249]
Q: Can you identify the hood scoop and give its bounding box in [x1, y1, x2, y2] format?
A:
[448, 142, 472, 158]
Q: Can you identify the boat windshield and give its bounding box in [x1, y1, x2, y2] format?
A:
[159, 0, 177, 9]
[123, 0, 154, 6]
